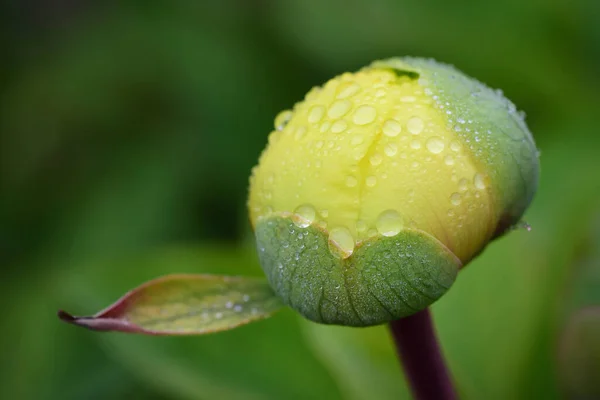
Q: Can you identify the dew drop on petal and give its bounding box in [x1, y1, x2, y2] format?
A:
[384, 143, 398, 156]
[407, 117, 424, 134]
[382, 119, 402, 137]
[274, 110, 293, 131]
[328, 100, 352, 119]
[346, 176, 358, 187]
[328, 227, 355, 258]
[336, 83, 360, 99]
[370, 153, 383, 166]
[331, 120, 348, 133]
[376, 210, 403, 237]
[353, 105, 377, 125]
[450, 192, 462, 206]
[294, 204, 316, 228]
[426, 137, 445, 154]
[473, 173, 486, 189]
[308, 105, 325, 124]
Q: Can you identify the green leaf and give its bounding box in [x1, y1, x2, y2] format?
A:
[59, 274, 284, 335]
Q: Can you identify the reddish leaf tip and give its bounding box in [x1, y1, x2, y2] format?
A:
[57, 310, 76, 323]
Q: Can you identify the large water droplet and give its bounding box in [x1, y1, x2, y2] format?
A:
[410, 139, 422, 150]
[274, 110, 293, 131]
[328, 227, 355, 258]
[336, 83, 360, 99]
[353, 105, 377, 125]
[407, 117, 424, 134]
[294, 204, 316, 228]
[308, 105, 325, 124]
[376, 210, 403, 237]
[382, 119, 402, 137]
[426, 137, 445, 154]
[331, 120, 348, 133]
[473, 173, 486, 189]
[328, 100, 352, 119]
[444, 155, 455, 166]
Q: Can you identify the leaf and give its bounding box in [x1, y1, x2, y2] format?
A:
[62, 246, 343, 399]
[59, 274, 284, 335]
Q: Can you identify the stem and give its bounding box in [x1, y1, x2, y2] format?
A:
[389, 308, 457, 400]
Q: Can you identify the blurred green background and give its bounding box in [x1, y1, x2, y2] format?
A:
[1, 1, 599, 399]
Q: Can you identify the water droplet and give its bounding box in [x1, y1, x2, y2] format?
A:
[225, 301, 234, 309]
[320, 122, 331, 133]
[401, 96, 416, 103]
[450, 192, 462, 206]
[382, 119, 402, 137]
[234, 305, 243, 312]
[328, 227, 355, 258]
[356, 220, 367, 232]
[315, 140, 324, 149]
[410, 139, 421, 150]
[215, 312, 223, 319]
[328, 100, 352, 119]
[457, 117, 466, 124]
[294, 204, 316, 228]
[458, 178, 469, 192]
[407, 117, 424, 134]
[514, 220, 532, 231]
[370, 153, 383, 166]
[380, 142, 397, 157]
[308, 105, 325, 124]
[346, 176, 358, 187]
[274, 110, 293, 131]
[444, 155, 455, 165]
[351, 135, 364, 146]
[473, 173, 486, 189]
[450, 140, 461, 152]
[336, 83, 360, 99]
[320, 209, 329, 218]
[366, 176, 377, 187]
[353, 105, 377, 125]
[376, 210, 403, 237]
[243, 295, 250, 302]
[331, 120, 348, 133]
[294, 126, 307, 141]
[426, 137, 445, 154]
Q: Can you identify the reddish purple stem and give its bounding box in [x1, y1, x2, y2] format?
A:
[389, 308, 457, 400]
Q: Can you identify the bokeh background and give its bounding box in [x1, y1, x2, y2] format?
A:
[1, 1, 599, 399]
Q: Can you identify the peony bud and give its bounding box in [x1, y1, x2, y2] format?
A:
[248, 57, 539, 327]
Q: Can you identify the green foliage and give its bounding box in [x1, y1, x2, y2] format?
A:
[1, 1, 599, 399]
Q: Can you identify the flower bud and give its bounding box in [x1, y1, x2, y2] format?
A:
[248, 57, 539, 326]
